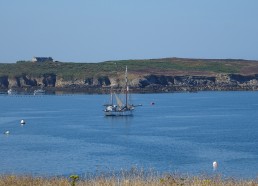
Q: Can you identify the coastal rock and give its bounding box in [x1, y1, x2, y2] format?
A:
[7, 78, 18, 87]
[137, 75, 216, 88]
[0, 76, 9, 88]
[55, 76, 111, 88]
[43, 74, 56, 87]
[9, 76, 34, 87]
[97, 76, 111, 86]
[109, 77, 119, 87]
[2, 73, 258, 92]
[55, 78, 85, 88]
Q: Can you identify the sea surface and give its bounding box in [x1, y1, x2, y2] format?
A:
[0, 92, 257, 178]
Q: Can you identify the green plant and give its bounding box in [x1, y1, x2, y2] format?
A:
[69, 174, 79, 186]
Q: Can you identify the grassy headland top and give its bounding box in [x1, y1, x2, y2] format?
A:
[1, 58, 258, 80]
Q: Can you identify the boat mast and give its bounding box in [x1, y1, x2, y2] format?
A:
[125, 66, 128, 108]
[110, 86, 113, 105]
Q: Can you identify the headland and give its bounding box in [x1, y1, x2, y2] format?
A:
[1, 57, 258, 94]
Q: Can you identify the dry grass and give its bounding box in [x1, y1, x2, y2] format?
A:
[0, 174, 257, 186]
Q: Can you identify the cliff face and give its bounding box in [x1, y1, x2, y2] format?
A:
[137, 74, 258, 91]
[3, 74, 56, 88]
[0, 76, 9, 88]
[1, 73, 258, 92]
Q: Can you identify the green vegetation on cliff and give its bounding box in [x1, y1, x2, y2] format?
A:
[1, 58, 258, 81]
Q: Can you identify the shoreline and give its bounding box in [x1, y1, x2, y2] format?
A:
[1, 86, 258, 95]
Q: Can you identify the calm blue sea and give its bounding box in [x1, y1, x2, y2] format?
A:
[0, 92, 257, 178]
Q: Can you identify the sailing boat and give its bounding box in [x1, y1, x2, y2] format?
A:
[103, 66, 140, 116]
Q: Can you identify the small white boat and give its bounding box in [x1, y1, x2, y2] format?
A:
[34, 89, 45, 95]
[7, 89, 17, 95]
[4, 131, 10, 135]
[20, 120, 26, 125]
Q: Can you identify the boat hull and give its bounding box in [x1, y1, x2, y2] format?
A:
[34, 89, 45, 95]
[104, 110, 133, 116]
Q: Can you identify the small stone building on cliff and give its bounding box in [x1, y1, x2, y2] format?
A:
[32, 57, 53, 63]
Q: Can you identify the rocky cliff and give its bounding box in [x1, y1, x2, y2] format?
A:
[1, 73, 258, 92]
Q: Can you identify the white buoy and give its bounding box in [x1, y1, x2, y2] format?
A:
[213, 161, 218, 170]
[20, 120, 26, 125]
[4, 131, 10, 135]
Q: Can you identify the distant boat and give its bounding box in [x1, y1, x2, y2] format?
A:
[34, 89, 45, 95]
[20, 119, 26, 125]
[7, 89, 17, 95]
[7, 89, 12, 94]
[103, 66, 141, 116]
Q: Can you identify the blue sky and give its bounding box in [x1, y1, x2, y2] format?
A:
[0, 0, 258, 63]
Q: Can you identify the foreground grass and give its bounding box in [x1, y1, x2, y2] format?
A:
[0, 175, 257, 186]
